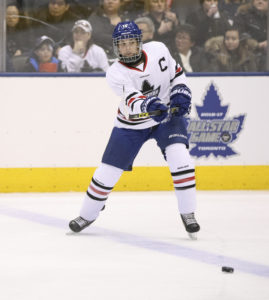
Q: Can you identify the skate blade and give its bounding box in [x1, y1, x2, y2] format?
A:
[188, 232, 197, 240]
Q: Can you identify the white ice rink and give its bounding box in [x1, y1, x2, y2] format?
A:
[0, 191, 269, 300]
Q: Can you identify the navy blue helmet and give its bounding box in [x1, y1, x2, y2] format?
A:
[112, 21, 142, 63]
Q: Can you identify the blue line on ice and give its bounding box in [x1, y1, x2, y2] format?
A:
[1, 206, 269, 278]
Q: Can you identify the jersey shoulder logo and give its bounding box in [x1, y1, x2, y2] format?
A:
[140, 80, 160, 97]
[186, 82, 246, 158]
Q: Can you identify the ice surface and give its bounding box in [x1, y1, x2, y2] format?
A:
[0, 191, 269, 300]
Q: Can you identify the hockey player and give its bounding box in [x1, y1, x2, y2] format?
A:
[69, 21, 200, 239]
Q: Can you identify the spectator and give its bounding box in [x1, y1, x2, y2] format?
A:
[186, 0, 231, 47]
[143, 0, 179, 47]
[235, 0, 267, 71]
[121, 0, 145, 19]
[13, 0, 48, 17]
[6, 1, 32, 57]
[171, 24, 209, 72]
[23, 35, 62, 72]
[170, 0, 200, 24]
[89, 0, 129, 63]
[6, 53, 15, 72]
[205, 26, 258, 72]
[31, 0, 79, 50]
[134, 16, 155, 43]
[235, 0, 267, 47]
[58, 20, 109, 72]
[67, 0, 95, 19]
[218, 0, 248, 24]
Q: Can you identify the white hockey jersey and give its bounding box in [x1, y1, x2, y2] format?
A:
[106, 41, 188, 130]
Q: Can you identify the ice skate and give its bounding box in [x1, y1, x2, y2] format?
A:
[181, 213, 200, 240]
[69, 216, 95, 233]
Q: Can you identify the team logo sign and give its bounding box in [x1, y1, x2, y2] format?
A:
[186, 83, 245, 158]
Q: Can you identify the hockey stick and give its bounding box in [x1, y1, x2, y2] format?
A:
[129, 107, 179, 120]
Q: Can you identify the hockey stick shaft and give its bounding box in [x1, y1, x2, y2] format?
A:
[129, 106, 179, 120]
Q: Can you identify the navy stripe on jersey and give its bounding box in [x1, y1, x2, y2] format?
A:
[126, 95, 146, 109]
[125, 92, 138, 104]
[130, 99, 141, 111]
[117, 116, 149, 126]
[170, 65, 184, 83]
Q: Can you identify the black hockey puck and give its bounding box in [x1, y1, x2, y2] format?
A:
[222, 266, 234, 273]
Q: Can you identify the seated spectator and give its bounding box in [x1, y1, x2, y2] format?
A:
[66, 0, 95, 19]
[235, 0, 267, 71]
[58, 20, 109, 72]
[6, 1, 33, 57]
[218, 0, 248, 24]
[14, 0, 48, 17]
[23, 35, 62, 72]
[6, 53, 15, 72]
[143, 0, 179, 48]
[134, 16, 155, 43]
[235, 1, 267, 47]
[171, 24, 209, 73]
[31, 0, 79, 50]
[186, 0, 231, 47]
[205, 26, 258, 72]
[89, 0, 129, 63]
[121, 0, 145, 20]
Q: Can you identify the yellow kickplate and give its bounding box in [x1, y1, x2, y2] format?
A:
[0, 166, 268, 192]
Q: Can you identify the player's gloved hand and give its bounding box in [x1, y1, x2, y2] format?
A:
[170, 84, 192, 117]
[141, 96, 168, 122]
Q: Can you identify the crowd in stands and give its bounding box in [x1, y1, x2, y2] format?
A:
[4, 0, 268, 72]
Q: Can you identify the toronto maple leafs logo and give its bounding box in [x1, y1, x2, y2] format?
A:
[186, 83, 245, 158]
[141, 80, 160, 97]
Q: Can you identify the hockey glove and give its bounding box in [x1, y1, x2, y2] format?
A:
[141, 96, 168, 122]
[170, 84, 192, 117]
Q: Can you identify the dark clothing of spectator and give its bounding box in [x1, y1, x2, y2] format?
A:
[6, 54, 15, 72]
[172, 46, 209, 73]
[7, 25, 33, 57]
[89, 9, 129, 62]
[144, 12, 177, 48]
[6, 3, 33, 56]
[186, 7, 231, 47]
[218, 0, 246, 23]
[23, 56, 62, 72]
[121, 0, 145, 20]
[234, 5, 267, 42]
[31, 4, 79, 48]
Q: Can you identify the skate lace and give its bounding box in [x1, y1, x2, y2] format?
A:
[182, 213, 197, 226]
[75, 217, 90, 226]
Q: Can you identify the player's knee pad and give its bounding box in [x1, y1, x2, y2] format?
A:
[165, 143, 196, 190]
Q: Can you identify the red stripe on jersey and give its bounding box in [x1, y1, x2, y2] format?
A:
[127, 97, 136, 106]
[176, 66, 182, 73]
[90, 184, 109, 196]
[143, 51, 148, 71]
[173, 176, 195, 184]
[127, 95, 146, 107]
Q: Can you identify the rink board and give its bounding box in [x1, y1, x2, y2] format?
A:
[0, 166, 268, 192]
[0, 74, 268, 191]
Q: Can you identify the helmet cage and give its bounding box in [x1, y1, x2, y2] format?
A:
[113, 33, 142, 63]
